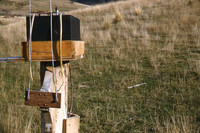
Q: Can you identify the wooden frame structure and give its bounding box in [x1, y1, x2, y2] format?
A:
[0, 40, 84, 132]
[0, 13, 85, 132]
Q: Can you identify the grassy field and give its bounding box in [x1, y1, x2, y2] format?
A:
[0, 0, 200, 132]
[0, 0, 87, 16]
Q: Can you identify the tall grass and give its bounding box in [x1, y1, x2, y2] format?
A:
[0, 0, 200, 132]
[70, 0, 200, 132]
[0, 0, 87, 16]
[0, 16, 41, 132]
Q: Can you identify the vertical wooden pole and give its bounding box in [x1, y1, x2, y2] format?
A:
[40, 62, 69, 133]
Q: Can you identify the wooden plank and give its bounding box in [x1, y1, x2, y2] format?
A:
[22, 41, 84, 61]
[25, 91, 61, 108]
[63, 115, 80, 133]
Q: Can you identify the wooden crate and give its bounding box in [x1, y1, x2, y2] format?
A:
[25, 91, 61, 108]
[21, 41, 84, 61]
[63, 115, 80, 133]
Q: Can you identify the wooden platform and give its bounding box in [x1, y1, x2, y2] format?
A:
[25, 91, 61, 108]
[21, 40, 84, 61]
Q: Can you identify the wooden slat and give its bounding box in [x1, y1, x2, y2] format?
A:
[25, 91, 61, 108]
[63, 115, 80, 133]
[21, 41, 84, 61]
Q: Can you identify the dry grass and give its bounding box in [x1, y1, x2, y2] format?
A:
[113, 10, 123, 23]
[0, 0, 200, 132]
[0, 0, 87, 16]
[0, 16, 25, 57]
[155, 115, 199, 133]
[69, 0, 200, 132]
[134, 6, 142, 16]
[102, 16, 112, 30]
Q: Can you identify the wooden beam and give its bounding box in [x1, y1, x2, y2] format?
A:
[40, 62, 69, 133]
[0, 40, 84, 63]
[22, 41, 84, 61]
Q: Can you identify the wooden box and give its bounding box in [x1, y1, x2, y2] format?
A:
[21, 41, 84, 61]
[63, 115, 80, 133]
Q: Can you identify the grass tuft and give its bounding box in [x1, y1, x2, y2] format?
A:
[113, 10, 123, 23]
[134, 6, 142, 16]
[102, 16, 111, 30]
[155, 115, 199, 133]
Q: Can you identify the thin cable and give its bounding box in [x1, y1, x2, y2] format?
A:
[59, 14, 68, 118]
[69, 64, 74, 115]
[59, 13, 68, 118]
[57, 13, 65, 92]
[29, 14, 35, 80]
[65, 66, 68, 118]
[59, 14, 64, 80]
[27, 0, 34, 100]
[50, 0, 58, 101]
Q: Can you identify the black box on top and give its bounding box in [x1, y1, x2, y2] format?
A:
[26, 15, 80, 41]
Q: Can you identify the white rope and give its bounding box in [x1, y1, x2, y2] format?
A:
[59, 14, 64, 79]
[57, 14, 64, 92]
[27, 0, 35, 99]
[50, 0, 58, 101]
[59, 14, 68, 118]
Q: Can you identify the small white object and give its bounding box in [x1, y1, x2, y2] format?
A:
[45, 124, 52, 132]
[128, 83, 147, 89]
[78, 84, 89, 88]
[40, 71, 53, 92]
[56, 9, 59, 15]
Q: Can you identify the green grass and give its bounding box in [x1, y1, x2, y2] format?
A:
[0, 0, 200, 132]
[70, 0, 200, 132]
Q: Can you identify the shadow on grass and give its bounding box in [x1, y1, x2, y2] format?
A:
[0, 123, 5, 133]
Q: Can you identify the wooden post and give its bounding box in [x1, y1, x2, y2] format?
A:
[40, 62, 69, 133]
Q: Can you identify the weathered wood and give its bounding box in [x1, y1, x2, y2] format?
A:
[40, 62, 69, 133]
[21, 41, 84, 61]
[25, 91, 61, 108]
[63, 115, 80, 133]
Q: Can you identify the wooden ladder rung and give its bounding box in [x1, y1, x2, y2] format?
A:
[25, 91, 61, 108]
